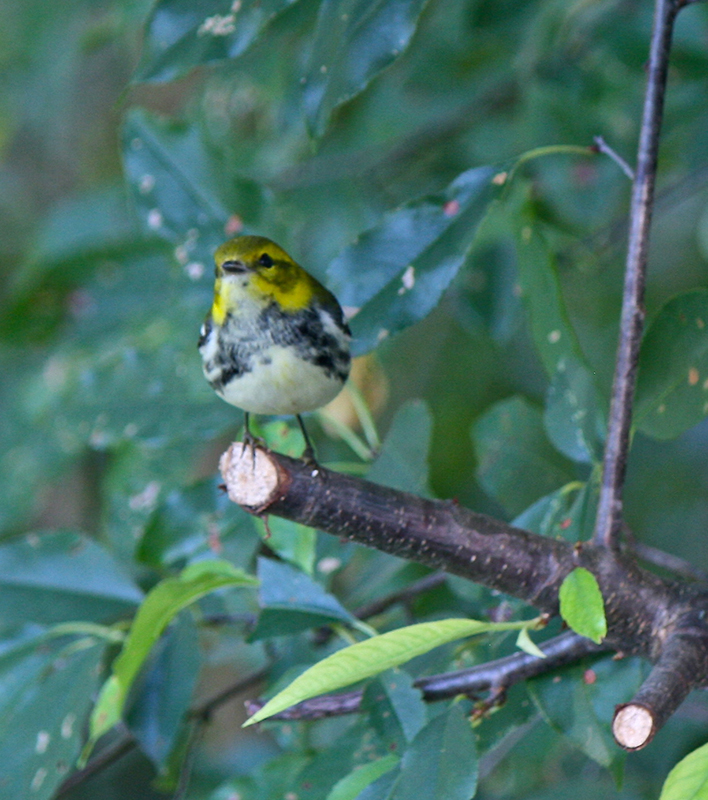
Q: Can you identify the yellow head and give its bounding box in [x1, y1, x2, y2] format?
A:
[210, 235, 322, 325]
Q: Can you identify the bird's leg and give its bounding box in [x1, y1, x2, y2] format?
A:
[296, 414, 319, 469]
[241, 412, 266, 467]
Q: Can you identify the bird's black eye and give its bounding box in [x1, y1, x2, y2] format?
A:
[258, 253, 274, 268]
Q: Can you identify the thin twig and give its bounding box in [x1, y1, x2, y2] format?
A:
[244, 632, 606, 721]
[593, 0, 680, 550]
[55, 728, 136, 797]
[592, 135, 635, 180]
[353, 572, 447, 620]
[191, 666, 271, 722]
[630, 540, 708, 584]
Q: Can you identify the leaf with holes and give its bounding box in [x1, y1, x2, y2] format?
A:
[635, 289, 708, 440]
[329, 166, 499, 356]
[136, 0, 302, 83]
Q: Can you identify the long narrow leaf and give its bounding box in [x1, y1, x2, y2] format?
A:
[245, 617, 538, 726]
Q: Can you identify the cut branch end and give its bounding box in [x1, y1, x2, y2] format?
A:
[613, 703, 655, 750]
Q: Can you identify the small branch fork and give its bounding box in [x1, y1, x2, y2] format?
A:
[221, 444, 708, 751]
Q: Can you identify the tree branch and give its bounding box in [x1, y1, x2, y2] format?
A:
[244, 631, 607, 721]
[593, 0, 680, 550]
[220, 443, 708, 750]
[613, 623, 708, 749]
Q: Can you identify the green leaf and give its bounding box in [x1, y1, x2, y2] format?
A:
[0, 629, 107, 800]
[516, 627, 546, 659]
[252, 516, 316, 575]
[635, 289, 708, 440]
[250, 557, 357, 639]
[514, 221, 583, 376]
[127, 611, 201, 768]
[138, 477, 251, 569]
[390, 704, 477, 800]
[473, 396, 576, 516]
[122, 108, 231, 263]
[328, 166, 499, 356]
[512, 481, 596, 543]
[529, 658, 642, 772]
[87, 560, 257, 750]
[659, 741, 708, 800]
[367, 399, 431, 495]
[244, 617, 536, 725]
[136, 0, 301, 83]
[303, 0, 430, 136]
[326, 754, 400, 800]
[0, 531, 142, 626]
[364, 669, 426, 750]
[544, 356, 605, 464]
[558, 568, 607, 644]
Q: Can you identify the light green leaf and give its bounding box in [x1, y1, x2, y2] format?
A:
[635, 289, 708, 440]
[559, 568, 607, 644]
[326, 754, 400, 800]
[87, 560, 257, 752]
[244, 617, 537, 726]
[659, 741, 708, 800]
[516, 627, 546, 659]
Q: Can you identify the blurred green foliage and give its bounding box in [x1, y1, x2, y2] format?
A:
[2, 0, 708, 798]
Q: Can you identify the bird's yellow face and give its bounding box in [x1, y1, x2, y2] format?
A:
[210, 235, 316, 324]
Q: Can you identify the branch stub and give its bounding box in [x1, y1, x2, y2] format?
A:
[612, 703, 655, 750]
[219, 443, 286, 511]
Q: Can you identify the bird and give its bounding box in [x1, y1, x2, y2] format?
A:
[199, 235, 351, 463]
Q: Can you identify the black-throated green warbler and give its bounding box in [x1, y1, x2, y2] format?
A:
[199, 235, 351, 460]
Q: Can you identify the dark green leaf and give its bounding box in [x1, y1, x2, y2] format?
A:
[367, 399, 431, 495]
[513, 481, 597, 543]
[127, 611, 201, 768]
[473, 396, 576, 516]
[514, 222, 583, 376]
[303, 0, 430, 136]
[122, 108, 231, 264]
[250, 557, 356, 639]
[328, 166, 499, 355]
[529, 658, 642, 772]
[0, 630, 107, 800]
[635, 289, 708, 439]
[136, 0, 301, 83]
[0, 531, 142, 627]
[364, 669, 426, 748]
[544, 356, 605, 464]
[390, 704, 477, 800]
